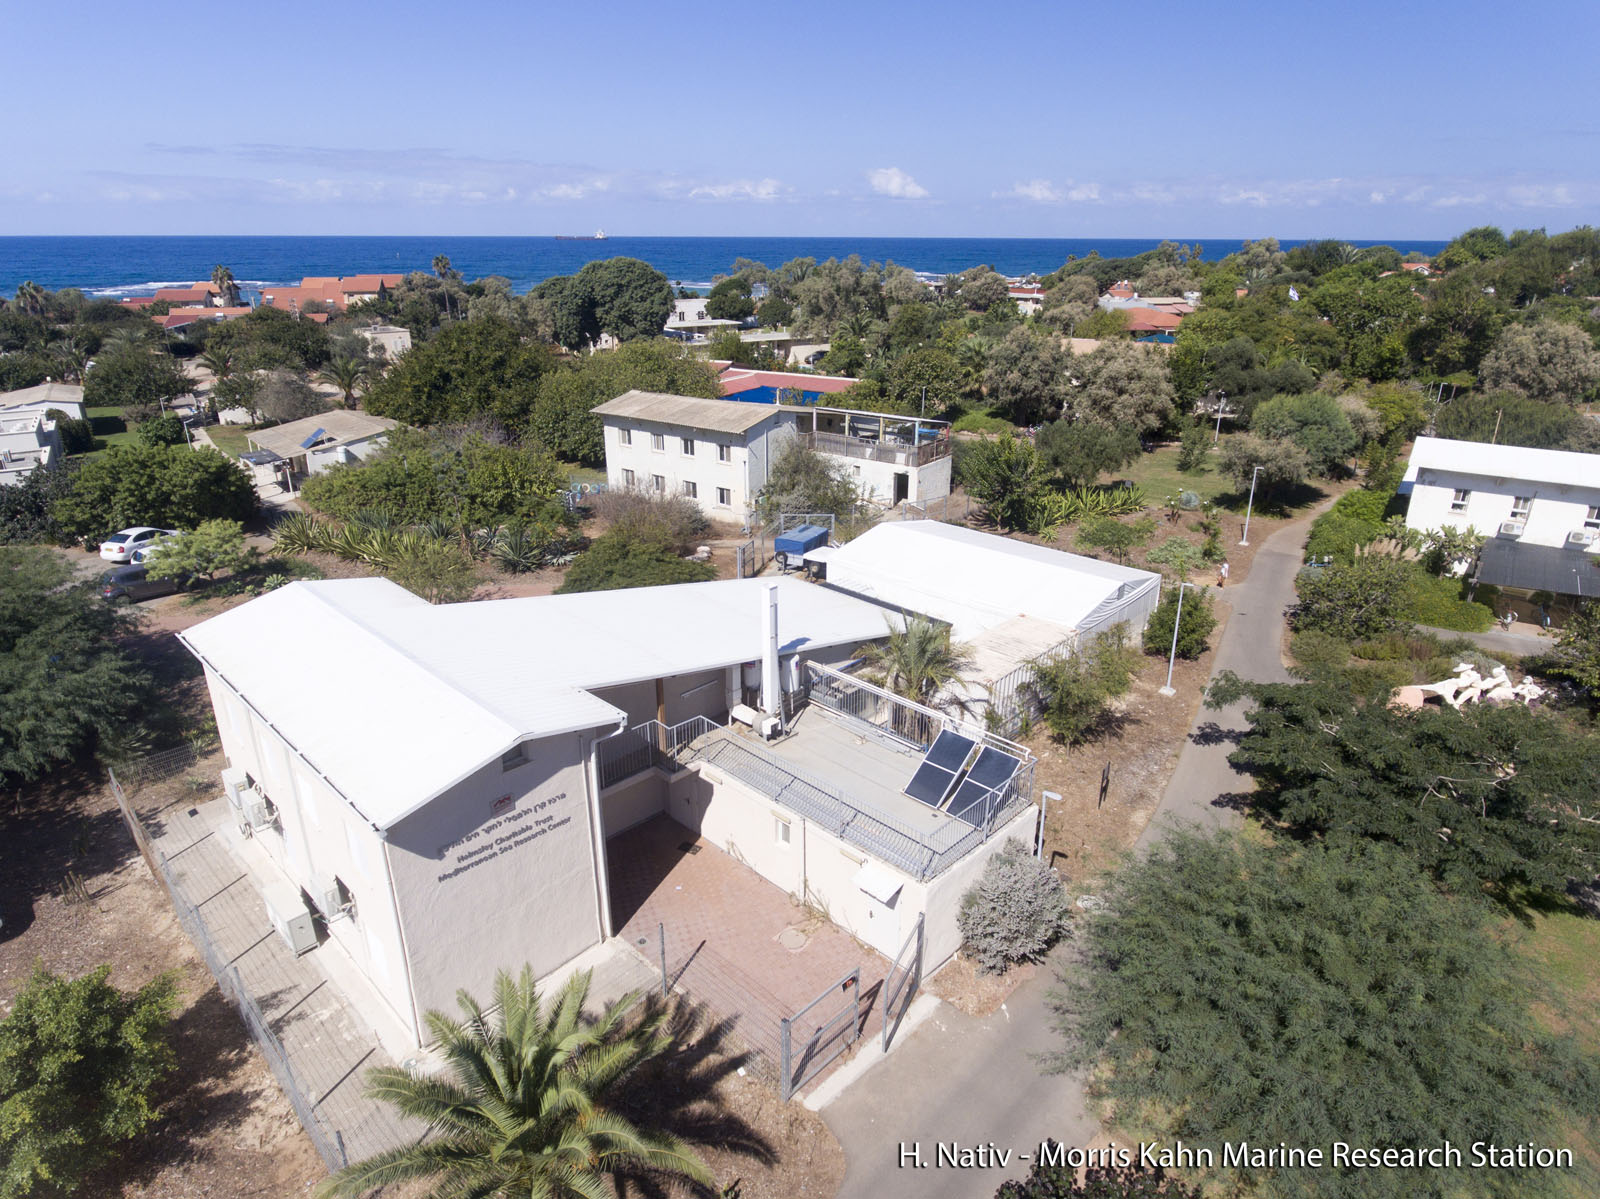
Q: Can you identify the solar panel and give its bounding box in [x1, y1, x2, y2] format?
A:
[298, 427, 328, 450]
[903, 730, 976, 807]
[944, 747, 1021, 828]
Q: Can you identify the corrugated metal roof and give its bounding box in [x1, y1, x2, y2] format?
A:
[179, 576, 892, 831]
[1476, 538, 1600, 596]
[821, 522, 1161, 640]
[592, 390, 789, 435]
[1405, 437, 1600, 490]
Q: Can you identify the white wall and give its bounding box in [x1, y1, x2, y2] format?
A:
[832, 452, 951, 507]
[384, 730, 605, 1032]
[600, 770, 669, 836]
[601, 414, 796, 523]
[1407, 470, 1600, 551]
[919, 805, 1039, 973]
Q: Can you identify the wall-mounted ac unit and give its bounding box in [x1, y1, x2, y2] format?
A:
[1567, 529, 1597, 547]
[262, 881, 318, 955]
[1498, 520, 1526, 538]
[221, 767, 248, 818]
[311, 875, 355, 922]
[242, 794, 278, 833]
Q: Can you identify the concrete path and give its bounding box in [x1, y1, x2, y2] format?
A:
[1415, 622, 1555, 660]
[1136, 510, 1319, 846]
[822, 958, 1098, 1199]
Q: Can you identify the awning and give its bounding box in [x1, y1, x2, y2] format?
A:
[239, 450, 283, 466]
[854, 861, 905, 904]
[1476, 538, 1600, 597]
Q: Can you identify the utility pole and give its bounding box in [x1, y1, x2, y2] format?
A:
[1213, 392, 1228, 443]
[1240, 465, 1263, 545]
[1158, 582, 1196, 696]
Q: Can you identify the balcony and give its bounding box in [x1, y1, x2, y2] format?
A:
[804, 430, 950, 468]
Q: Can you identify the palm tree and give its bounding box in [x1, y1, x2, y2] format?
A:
[197, 347, 234, 382]
[317, 356, 370, 407]
[50, 335, 91, 383]
[14, 280, 47, 317]
[857, 614, 976, 705]
[100, 327, 150, 356]
[433, 254, 458, 321]
[318, 967, 715, 1199]
[211, 264, 241, 307]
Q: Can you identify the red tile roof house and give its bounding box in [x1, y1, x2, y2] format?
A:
[262, 275, 403, 315]
[156, 306, 253, 331]
[1119, 307, 1184, 334]
[121, 282, 222, 309]
[1106, 280, 1137, 300]
[714, 364, 859, 405]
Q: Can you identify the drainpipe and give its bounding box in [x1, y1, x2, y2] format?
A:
[585, 718, 629, 939]
[761, 582, 781, 717]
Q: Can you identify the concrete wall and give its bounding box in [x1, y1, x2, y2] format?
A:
[204, 667, 420, 1041]
[1408, 470, 1600, 551]
[384, 730, 605, 1032]
[833, 453, 951, 507]
[918, 804, 1039, 973]
[599, 770, 668, 836]
[590, 668, 732, 729]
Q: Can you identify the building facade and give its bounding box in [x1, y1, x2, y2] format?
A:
[0, 411, 61, 487]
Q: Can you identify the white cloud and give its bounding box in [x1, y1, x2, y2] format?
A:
[1431, 192, 1488, 208]
[1003, 179, 1061, 203]
[1066, 182, 1101, 202]
[1370, 190, 1387, 204]
[867, 167, 928, 199]
[687, 178, 785, 202]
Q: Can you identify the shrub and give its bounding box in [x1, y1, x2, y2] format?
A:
[136, 414, 187, 447]
[1145, 536, 1206, 579]
[1075, 515, 1155, 564]
[1177, 489, 1200, 510]
[51, 443, 257, 541]
[1142, 585, 1218, 659]
[1027, 630, 1139, 746]
[957, 840, 1070, 974]
[1176, 422, 1208, 472]
[590, 489, 708, 555]
[0, 465, 74, 545]
[143, 519, 253, 585]
[1288, 629, 1351, 677]
[1402, 570, 1495, 632]
[1290, 555, 1412, 640]
[385, 539, 480, 604]
[47, 411, 94, 455]
[556, 530, 717, 594]
[951, 410, 1017, 434]
[0, 965, 179, 1197]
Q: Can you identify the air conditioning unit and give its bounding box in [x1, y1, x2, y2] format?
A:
[262, 880, 318, 955]
[1497, 520, 1526, 538]
[1567, 529, 1597, 547]
[311, 875, 355, 922]
[221, 767, 249, 817]
[242, 794, 278, 833]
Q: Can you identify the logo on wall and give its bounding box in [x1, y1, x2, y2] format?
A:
[491, 794, 515, 816]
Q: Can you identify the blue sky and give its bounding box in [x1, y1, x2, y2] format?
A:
[4, 0, 1596, 239]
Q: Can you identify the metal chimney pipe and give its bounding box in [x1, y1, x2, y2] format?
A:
[761, 582, 781, 715]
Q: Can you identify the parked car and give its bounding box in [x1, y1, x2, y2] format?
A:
[99, 564, 185, 604]
[99, 526, 177, 563]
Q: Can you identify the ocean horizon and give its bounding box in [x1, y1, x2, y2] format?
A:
[0, 234, 1450, 300]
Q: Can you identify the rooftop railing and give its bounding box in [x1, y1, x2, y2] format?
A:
[803, 430, 950, 467]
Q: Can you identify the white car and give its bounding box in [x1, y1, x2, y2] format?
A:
[99, 527, 177, 563]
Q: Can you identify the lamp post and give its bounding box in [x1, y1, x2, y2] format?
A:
[1239, 465, 1263, 546]
[1213, 392, 1228, 444]
[1158, 581, 1197, 697]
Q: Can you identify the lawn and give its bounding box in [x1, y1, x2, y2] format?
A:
[205, 424, 255, 460]
[1115, 442, 1236, 505]
[84, 405, 139, 455]
[566, 464, 606, 489]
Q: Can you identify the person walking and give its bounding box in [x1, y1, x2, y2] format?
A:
[1217, 559, 1230, 587]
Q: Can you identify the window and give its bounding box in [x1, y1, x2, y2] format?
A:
[717, 443, 731, 463]
[681, 437, 695, 455]
[1450, 488, 1470, 512]
[1586, 505, 1600, 531]
[621, 468, 635, 488]
[651, 432, 665, 451]
[619, 428, 632, 446]
[652, 474, 665, 493]
[774, 816, 791, 845]
[716, 487, 731, 506]
[501, 744, 528, 772]
[682, 481, 698, 499]
[1511, 495, 1533, 520]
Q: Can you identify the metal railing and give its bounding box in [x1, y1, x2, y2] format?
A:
[806, 661, 1034, 764]
[596, 715, 719, 790]
[780, 967, 861, 1101]
[804, 430, 949, 467]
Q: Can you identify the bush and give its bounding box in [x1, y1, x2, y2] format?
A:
[384, 539, 480, 604]
[143, 519, 252, 585]
[1142, 585, 1217, 659]
[1402, 569, 1495, 632]
[957, 840, 1070, 974]
[951, 410, 1017, 434]
[0, 965, 179, 1197]
[1302, 484, 1398, 563]
[1027, 629, 1139, 746]
[0, 465, 75, 545]
[1176, 422, 1208, 472]
[590, 489, 708, 555]
[1144, 536, 1206, 579]
[1288, 629, 1351, 677]
[1290, 555, 1413, 640]
[1075, 515, 1155, 564]
[135, 414, 187, 447]
[46, 411, 94, 455]
[51, 444, 256, 543]
[556, 530, 717, 594]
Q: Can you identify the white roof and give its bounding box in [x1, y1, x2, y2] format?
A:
[821, 522, 1160, 640]
[1, 381, 84, 412]
[1404, 437, 1600, 490]
[179, 576, 890, 831]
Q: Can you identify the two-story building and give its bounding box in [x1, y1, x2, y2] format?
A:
[593, 390, 952, 521]
[1403, 436, 1600, 597]
[0, 410, 62, 487]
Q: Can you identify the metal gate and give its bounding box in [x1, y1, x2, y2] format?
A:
[779, 967, 860, 1101]
[881, 912, 925, 1051]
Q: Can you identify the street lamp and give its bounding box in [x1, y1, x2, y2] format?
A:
[1213, 392, 1228, 444]
[1158, 581, 1198, 697]
[1239, 465, 1263, 546]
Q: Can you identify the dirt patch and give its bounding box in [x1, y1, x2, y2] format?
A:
[0, 768, 325, 1197]
[926, 954, 1038, 1017]
[1030, 608, 1230, 889]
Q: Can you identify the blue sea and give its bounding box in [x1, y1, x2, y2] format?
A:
[0, 235, 1449, 301]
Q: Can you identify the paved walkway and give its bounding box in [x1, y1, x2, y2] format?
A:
[1136, 509, 1320, 845]
[1416, 622, 1556, 660]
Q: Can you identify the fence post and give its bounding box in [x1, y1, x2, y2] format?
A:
[779, 1016, 793, 1101]
[658, 922, 669, 996]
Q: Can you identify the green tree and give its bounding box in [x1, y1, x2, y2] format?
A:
[530, 258, 675, 350]
[1479, 319, 1600, 403]
[1433, 389, 1588, 451]
[1308, 272, 1421, 380]
[384, 538, 480, 604]
[1036, 275, 1100, 334]
[1070, 340, 1176, 435]
[1207, 673, 1600, 897]
[1533, 600, 1600, 700]
[52, 444, 257, 542]
[0, 548, 151, 786]
[1176, 421, 1208, 472]
[1026, 630, 1140, 746]
[317, 356, 371, 407]
[432, 253, 459, 321]
[1051, 831, 1597, 1199]
[318, 967, 713, 1199]
[81, 348, 190, 413]
[756, 439, 861, 519]
[143, 519, 251, 585]
[0, 966, 179, 1198]
[953, 266, 1011, 311]
[1289, 555, 1412, 640]
[361, 318, 555, 427]
[256, 370, 332, 424]
[984, 327, 1072, 425]
[1075, 515, 1155, 564]
[1216, 433, 1308, 496]
[135, 413, 187, 447]
[531, 340, 720, 464]
[1142, 584, 1217, 658]
[556, 530, 718, 594]
[960, 434, 1048, 532]
[0, 465, 74, 545]
[997, 1157, 1205, 1199]
[704, 276, 754, 321]
[1250, 393, 1359, 476]
[210, 264, 240, 307]
[856, 614, 975, 703]
[1035, 421, 1140, 489]
[887, 345, 966, 416]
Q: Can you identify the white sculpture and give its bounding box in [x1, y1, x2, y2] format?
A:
[1410, 662, 1543, 710]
